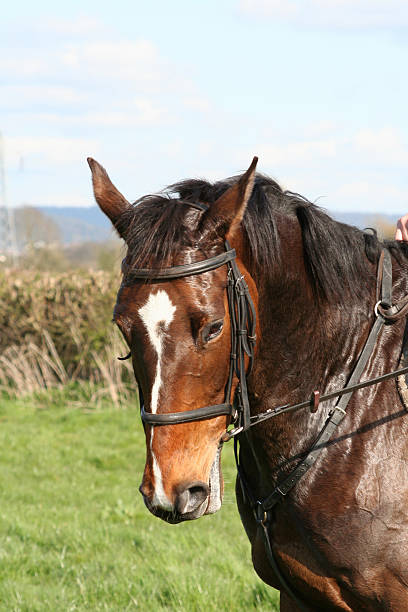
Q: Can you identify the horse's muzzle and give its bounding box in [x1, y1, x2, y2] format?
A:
[139, 481, 210, 523]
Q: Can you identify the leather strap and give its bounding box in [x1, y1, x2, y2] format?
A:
[226, 242, 256, 432]
[183, 201, 208, 212]
[257, 520, 310, 612]
[140, 403, 234, 425]
[242, 362, 408, 429]
[377, 296, 408, 321]
[375, 249, 408, 321]
[122, 249, 236, 280]
[381, 248, 393, 307]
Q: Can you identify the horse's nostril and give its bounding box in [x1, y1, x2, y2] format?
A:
[175, 481, 209, 515]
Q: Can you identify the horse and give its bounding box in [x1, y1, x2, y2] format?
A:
[88, 156, 408, 610]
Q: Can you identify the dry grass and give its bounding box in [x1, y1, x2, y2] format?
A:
[0, 268, 134, 406]
[0, 327, 134, 407]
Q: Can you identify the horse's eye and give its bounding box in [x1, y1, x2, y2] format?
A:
[202, 320, 224, 343]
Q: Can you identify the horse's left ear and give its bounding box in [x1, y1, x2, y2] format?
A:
[205, 156, 258, 239]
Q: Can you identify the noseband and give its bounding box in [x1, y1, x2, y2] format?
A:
[122, 237, 257, 432]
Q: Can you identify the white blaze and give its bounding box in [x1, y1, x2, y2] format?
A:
[138, 290, 176, 509]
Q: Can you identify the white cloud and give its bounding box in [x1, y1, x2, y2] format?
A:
[6, 137, 100, 165]
[230, 125, 408, 213]
[0, 85, 87, 109]
[239, 0, 408, 28]
[131, 99, 169, 124]
[0, 37, 168, 87]
[332, 180, 408, 212]
[22, 193, 94, 207]
[0, 34, 195, 126]
[0, 32, 199, 140]
[353, 127, 408, 166]
[0, 55, 50, 77]
[77, 100, 169, 126]
[3, 98, 169, 128]
[34, 16, 104, 36]
[183, 97, 212, 113]
[237, 126, 408, 174]
[61, 40, 164, 83]
[302, 120, 337, 138]
[252, 139, 338, 167]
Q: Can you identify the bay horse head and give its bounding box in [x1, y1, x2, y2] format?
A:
[90, 157, 408, 609]
[88, 156, 259, 523]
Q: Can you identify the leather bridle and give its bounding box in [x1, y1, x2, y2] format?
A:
[122, 238, 257, 433]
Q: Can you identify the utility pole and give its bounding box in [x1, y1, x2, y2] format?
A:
[0, 132, 18, 265]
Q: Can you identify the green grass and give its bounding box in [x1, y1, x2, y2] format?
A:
[0, 393, 279, 611]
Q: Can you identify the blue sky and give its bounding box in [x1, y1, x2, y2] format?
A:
[1, 0, 408, 212]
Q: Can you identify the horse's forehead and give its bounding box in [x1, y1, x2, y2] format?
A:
[116, 270, 227, 328]
[138, 289, 177, 344]
[138, 289, 176, 327]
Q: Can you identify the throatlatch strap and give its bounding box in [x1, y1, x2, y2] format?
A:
[377, 249, 408, 321]
[381, 248, 393, 307]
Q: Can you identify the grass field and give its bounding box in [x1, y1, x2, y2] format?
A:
[0, 391, 279, 611]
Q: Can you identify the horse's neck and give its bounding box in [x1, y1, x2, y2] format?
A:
[239, 222, 379, 488]
[251, 224, 374, 396]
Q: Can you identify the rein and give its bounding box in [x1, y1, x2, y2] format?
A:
[124, 230, 408, 610]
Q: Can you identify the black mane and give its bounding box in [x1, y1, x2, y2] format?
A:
[118, 172, 407, 302]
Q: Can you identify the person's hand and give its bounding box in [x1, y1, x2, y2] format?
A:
[395, 214, 408, 241]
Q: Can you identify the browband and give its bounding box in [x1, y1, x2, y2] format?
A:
[122, 248, 236, 280]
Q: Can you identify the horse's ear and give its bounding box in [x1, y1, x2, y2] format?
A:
[205, 156, 258, 239]
[87, 157, 131, 237]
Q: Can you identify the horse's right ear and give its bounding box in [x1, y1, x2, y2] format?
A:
[87, 157, 131, 237]
[203, 156, 258, 240]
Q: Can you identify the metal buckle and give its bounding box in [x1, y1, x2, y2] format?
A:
[221, 426, 243, 442]
[310, 390, 320, 413]
[236, 274, 244, 285]
[255, 503, 268, 525]
[374, 300, 391, 319]
[227, 267, 234, 285]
